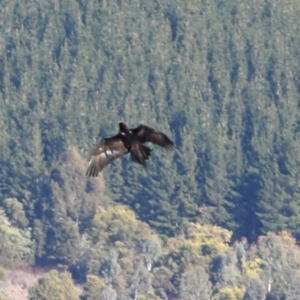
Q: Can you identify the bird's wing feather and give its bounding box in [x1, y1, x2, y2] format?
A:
[133, 125, 175, 150]
[130, 142, 152, 166]
[86, 136, 127, 177]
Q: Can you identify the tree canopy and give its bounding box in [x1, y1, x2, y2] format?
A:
[1, 0, 300, 298]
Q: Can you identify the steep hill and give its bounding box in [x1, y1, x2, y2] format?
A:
[1, 0, 300, 298]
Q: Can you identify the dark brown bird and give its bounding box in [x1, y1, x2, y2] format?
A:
[86, 122, 175, 177]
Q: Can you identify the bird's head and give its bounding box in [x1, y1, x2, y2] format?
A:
[119, 122, 128, 133]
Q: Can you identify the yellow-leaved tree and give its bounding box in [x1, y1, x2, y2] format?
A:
[28, 270, 79, 300]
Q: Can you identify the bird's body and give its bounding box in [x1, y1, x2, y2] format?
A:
[86, 122, 174, 177]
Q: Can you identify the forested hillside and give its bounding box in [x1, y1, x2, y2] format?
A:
[1, 0, 300, 299]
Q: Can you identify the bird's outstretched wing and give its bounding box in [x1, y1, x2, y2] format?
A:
[86, 136, 128, 177]
[132, 125, 175, 150]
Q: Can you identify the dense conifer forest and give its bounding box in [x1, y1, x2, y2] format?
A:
[1, 0, 300, 299]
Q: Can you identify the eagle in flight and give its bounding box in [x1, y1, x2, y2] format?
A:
[86, 123, 175, 177]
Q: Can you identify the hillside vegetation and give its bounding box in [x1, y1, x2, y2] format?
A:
[1, 0, 300, 299]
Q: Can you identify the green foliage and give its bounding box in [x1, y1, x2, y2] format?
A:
[139, 237, 162, 271]
[1, 0, 300, 243]
[137, 293, 163, 300]
[80, 275, 105, 300]
[243, 258, 266, 280]
[0, 208, 33, 267]
[155, 223, 232, 296]
[28, 270, 79, 300]
[213, 287, 245, 300]
[179, 266, 212, 300]
[1, 0, 300, 298]
[2, 198, 29, 228]
[243, 277, 267, 300]
[99, 286, 117, 300]
[99, 250, 121, 283]
[31, 147, 107, 264]
[171, 223, 232, 258]
[89, 205, 151, 248]
[252, 231, 300, 299]
[129, 261, 153, 299]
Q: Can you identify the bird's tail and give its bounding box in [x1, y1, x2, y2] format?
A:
[130, 145, 152, 167]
